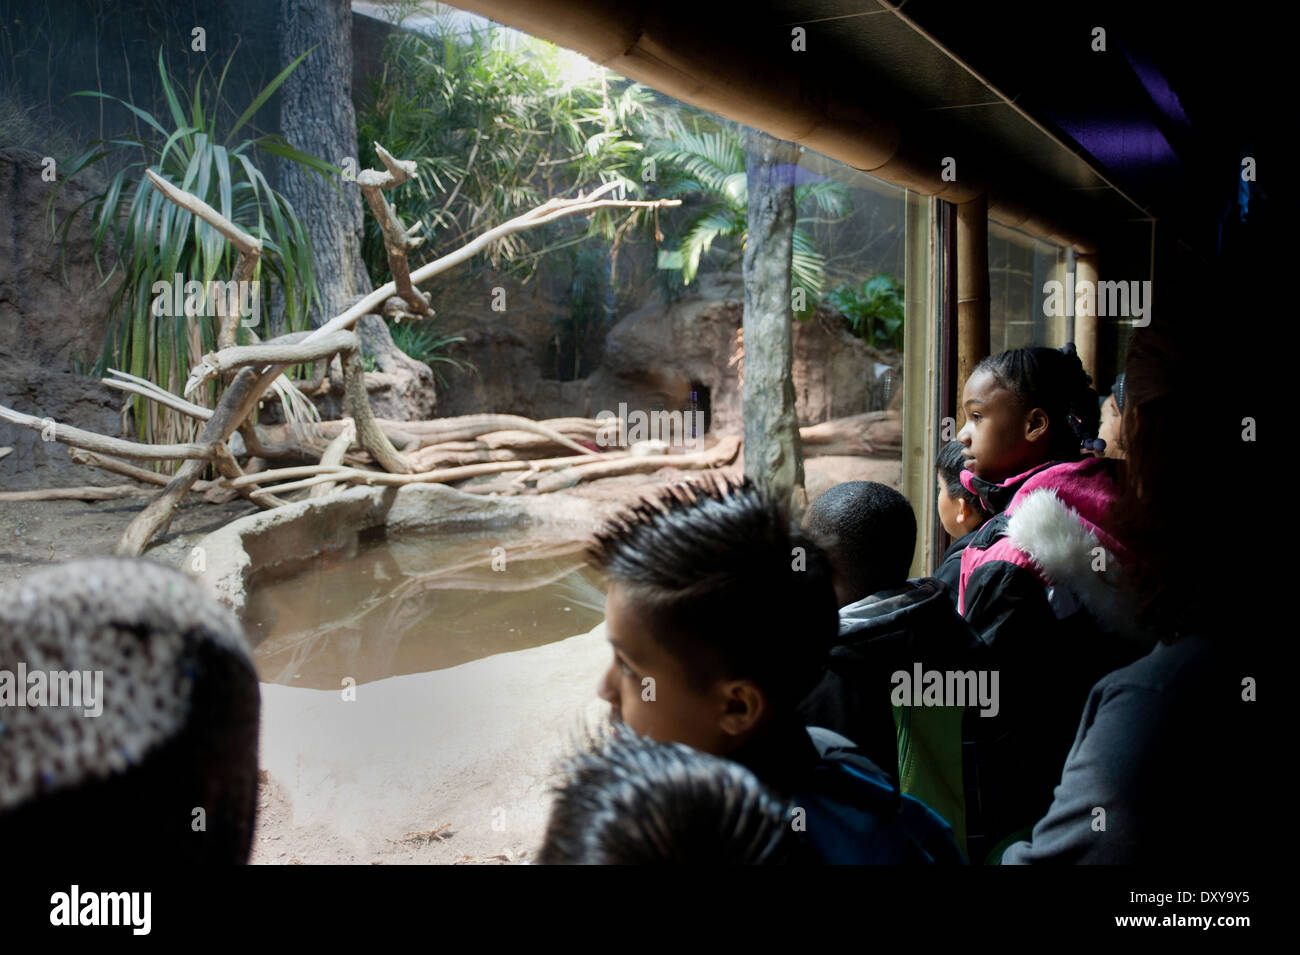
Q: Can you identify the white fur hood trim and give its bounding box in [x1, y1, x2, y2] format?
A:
[1006, 489, 1137, 635]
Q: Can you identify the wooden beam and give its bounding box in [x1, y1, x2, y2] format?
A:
[1074, 253, 1099, 383]
[956, 195, 991, 410]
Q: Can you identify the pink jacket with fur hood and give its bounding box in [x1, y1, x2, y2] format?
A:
[956, 457, 1133, 632]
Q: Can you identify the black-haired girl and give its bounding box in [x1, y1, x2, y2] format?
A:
[952, 344, 1146, 863]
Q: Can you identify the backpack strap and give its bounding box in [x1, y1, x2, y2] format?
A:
[806, 726, 903, 816]
[806, 726, 966, 864]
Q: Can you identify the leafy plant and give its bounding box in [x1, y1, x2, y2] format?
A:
[357, 11, 650, 289]
[644, 114, 851, 315]
[826, 274, 905, 351]
[386, 317, 473, 388]
[54, 45, 332, 450]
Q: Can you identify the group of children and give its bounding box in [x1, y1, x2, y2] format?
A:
[0, 322, 1259, 866]
[539, 332, 1262, 865]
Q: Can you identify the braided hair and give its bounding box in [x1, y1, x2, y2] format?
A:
[974, 343, 1103, 459]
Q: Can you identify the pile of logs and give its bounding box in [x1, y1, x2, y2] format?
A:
[0, 145, 688, 556]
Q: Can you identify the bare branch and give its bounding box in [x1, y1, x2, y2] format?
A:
[0, 404, 216, 461]
[145, 170, 262, 255]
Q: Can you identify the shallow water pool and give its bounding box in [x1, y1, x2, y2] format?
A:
[242, 527, 606, 689]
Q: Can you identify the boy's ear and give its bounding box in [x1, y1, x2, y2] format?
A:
[955, 496, 972, 524]
[718, 679, 767, 738]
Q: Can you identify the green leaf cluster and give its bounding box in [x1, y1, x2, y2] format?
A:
[357, 13, 650, 286]
[826, 273, 905, 351]
[643, 114, 851, 316]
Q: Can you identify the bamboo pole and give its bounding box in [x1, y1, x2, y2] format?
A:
[1075, 253, 1099, 382]
[956, 195, 991, 410]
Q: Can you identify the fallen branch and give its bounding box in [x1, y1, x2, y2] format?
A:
[81, 164, 679, 554]
[69, 448, 217, 491]
[185, 331, 360, 396]
[117, 363, 289, 555]
[533, 436, 740, 493]
[0, 485, 155, 502]
[310, 418, 357, 499]
[303, 181, 679, 346]
[103, 373, 214, 421]
[799, 411, 902, 458]
[342, 350, 411, 474]
[145, 169, 262, 256]
[0, 405, 216, 462]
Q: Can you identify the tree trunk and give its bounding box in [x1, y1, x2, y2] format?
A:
[742, 127, 805, 511]
[278, 0, 372, 325]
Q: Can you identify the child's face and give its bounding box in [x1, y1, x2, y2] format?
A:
[957, 368, 1050, 482]
[936, 475, 964, 539]
[597, 583, 761, 757]
[1097, 393, 1125, 459]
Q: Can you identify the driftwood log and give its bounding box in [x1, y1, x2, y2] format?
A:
[533, 435, 741, 493]
[799, 410, 903, 458]
[0, 151, 681, 554]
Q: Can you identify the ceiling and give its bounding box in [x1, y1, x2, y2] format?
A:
[444, 0, 1286, 255]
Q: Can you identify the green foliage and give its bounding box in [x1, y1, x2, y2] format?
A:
[644, 114, 851, 315]
[550, 243, 607, 379]
[386, 317, 473, 388]
[826, 274, 905, 351]
[54, 46, 330, 448]
[357, 12, 650, 289]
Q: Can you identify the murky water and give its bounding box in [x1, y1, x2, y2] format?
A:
[242, 527, 607, 688]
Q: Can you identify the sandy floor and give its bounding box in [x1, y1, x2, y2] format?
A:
[251, 622, 611, 865]
[2, 454, 902, 864]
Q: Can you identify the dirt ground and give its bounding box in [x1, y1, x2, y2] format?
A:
[1, 454, 902, 865]
[0, 495, 258, 588]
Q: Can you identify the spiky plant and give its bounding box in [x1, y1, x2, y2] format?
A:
[54, 46, 332, 457]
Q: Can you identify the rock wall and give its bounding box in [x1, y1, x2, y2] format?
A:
[0, 147, 116, 373]
[0, 147, 128, 489]
[0, 362, 125, 490]
[586, 272, 900, 434]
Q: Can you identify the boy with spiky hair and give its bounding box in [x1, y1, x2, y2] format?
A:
[587, 474, 962, 864]
[589, 474, 837, 787]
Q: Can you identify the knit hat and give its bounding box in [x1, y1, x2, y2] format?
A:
[0, 558, 260, 862]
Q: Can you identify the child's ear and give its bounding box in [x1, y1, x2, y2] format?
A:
[955, 496, 972, 525]
[1025, 406, 1051, 444]
[718, 680, 767, 738]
